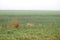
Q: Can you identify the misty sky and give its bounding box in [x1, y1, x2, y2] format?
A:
[0, 0, 60, 10]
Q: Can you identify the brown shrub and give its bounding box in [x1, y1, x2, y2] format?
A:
[7, 19, 20, 28]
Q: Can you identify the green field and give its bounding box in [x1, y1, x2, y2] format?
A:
[0, 10, 60, 40]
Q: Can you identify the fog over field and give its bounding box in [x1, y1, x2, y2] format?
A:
[0, 0, 60, 10]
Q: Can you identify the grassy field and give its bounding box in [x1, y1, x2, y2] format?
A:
[0, 10, 60, 40]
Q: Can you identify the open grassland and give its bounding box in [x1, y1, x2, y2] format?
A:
[0, 11, 60, 40]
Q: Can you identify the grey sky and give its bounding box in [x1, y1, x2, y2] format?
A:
[0, 0, 60, 10]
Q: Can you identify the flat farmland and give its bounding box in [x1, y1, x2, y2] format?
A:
[0, 10, 60, 40]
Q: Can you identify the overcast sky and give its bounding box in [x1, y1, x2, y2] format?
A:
[0, 0, 60, 10]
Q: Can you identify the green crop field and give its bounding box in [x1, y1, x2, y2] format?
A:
[0, 10, 60, 40]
